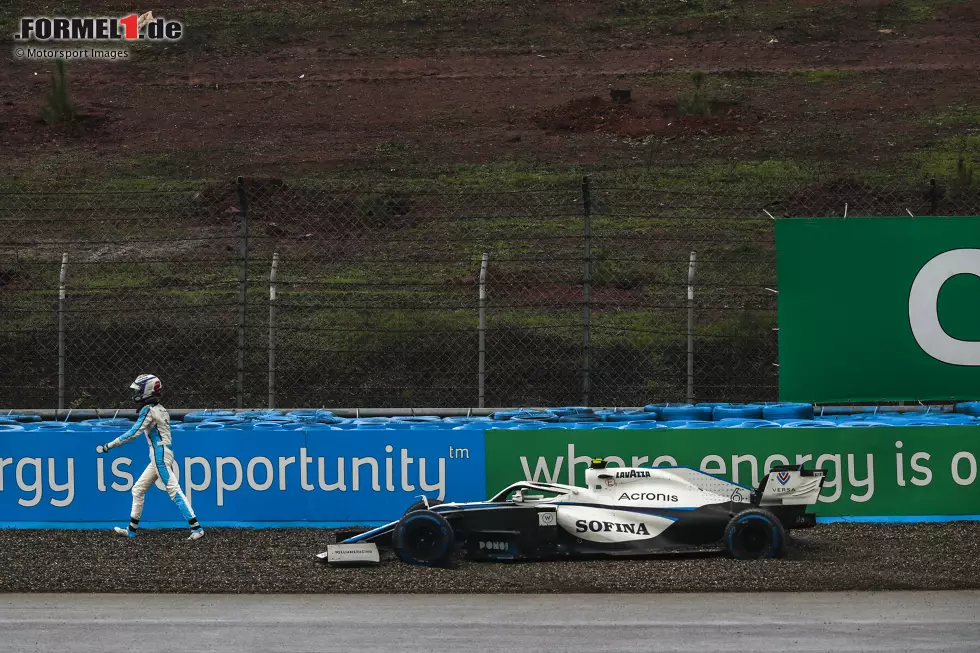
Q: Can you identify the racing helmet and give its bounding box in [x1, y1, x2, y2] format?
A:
[130, 374, 162, 404]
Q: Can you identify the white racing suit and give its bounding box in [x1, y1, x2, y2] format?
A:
[105, 401, 201, 534]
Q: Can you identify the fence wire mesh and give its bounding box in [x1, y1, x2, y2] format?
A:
[1, 170, 978, 409]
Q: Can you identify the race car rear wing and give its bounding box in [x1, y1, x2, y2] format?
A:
[754, 465, 827, 506]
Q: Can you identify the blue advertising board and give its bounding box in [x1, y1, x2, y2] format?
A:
[0, 428, 487, 528]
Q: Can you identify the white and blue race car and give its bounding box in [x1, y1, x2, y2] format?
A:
[318, 458, 827, 567]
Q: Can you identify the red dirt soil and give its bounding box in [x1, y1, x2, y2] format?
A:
[2, 2, 979, 177]
[533, 95, 744, 138]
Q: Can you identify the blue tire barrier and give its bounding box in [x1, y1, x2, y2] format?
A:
[287, 410, 330, 421]
[82, 418, 134, 428]
[761, 403, 814, 420]
[388, 422, 417, 430]
[899, 418, 952, 427]
[644, 403, 692, 412]
[353, 417, 391, 426]
[234, 410, 274, 421]
[674, 421, 719, 429]
[251, 416, 296, 424]
[692, 406, 714, 421]
[780, 420, 836, 428]
[721, 419, 779, 428]
[392, 416, 443, 424]
[929, 414, 977, 424]
[557, 415, 601, 423]
[511, 416, 559, 424]
[2, 414, 41, 422]
[0, 418, 20, 425]
[695, 402, 733, 408]
[409, 424, 441, 430]
[0, 424, 25, 432]
[492, 409, 554, 421]
[355, 424, 397, 431]
[657, 406, 698, 422]
[550, 406, 594, 418]
[657, 406, 712, 422]
[34, 421, 92, 431]
[618, 422, 668, 429]
[712, 404, 764, 421]
[454, 422, 496, 430]
[597, 410, 658, 422]
[299, 423, 336, 431]
[195, 422, 225, 430]
[183, 411, 235, 423]
[202, 415, 248, 425]
[312, 415, 347, 425]
[514, 423, 567, 430]
[510, 410, 559, 422]
[839, 420, 890, 427]
[955, 402, 980, 415]
[443, 417, 494, 426]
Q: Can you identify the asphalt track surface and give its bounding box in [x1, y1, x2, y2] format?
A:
[2, 592, 979, 653]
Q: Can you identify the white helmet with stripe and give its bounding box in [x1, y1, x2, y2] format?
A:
[130, 374, 162, 404]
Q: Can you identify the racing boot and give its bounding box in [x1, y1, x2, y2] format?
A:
[187, 528, 205, 541]
[113, 526, 137, 539]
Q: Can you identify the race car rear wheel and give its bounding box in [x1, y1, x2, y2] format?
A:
[393, 509, 455, 567]
[724, 508, 786, 560]
[403, 498, 445, 515]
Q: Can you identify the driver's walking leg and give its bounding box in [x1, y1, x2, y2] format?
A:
[115, 462, 157, 538]
[154, 445, 202, 535]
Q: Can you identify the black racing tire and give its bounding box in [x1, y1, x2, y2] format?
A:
[724, 508, 786, 560]
[403, 498, 444, 515]
[392, 509, 455, 567]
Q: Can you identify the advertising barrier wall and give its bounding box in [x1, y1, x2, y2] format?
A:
[3, 425, 980, 527]
[484, 427, 980, 519]
[0, 429, 486, 527]
[775, 216, 980, 403]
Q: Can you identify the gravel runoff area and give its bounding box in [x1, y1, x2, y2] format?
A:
[1, 523, 979, 594]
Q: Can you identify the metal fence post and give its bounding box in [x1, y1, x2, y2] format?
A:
[235, 176, 249, 409]
[269, 252, 279, 410]
[582, 175, 593, 407]
[687, 251, 697, 404]
[58, 253, 68, 412]
[478, 252, 489, 408]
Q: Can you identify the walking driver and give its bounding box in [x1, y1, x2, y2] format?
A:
[95, 374, 205, 541]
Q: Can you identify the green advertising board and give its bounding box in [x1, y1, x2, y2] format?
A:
[775, 216, 980, 403]
[484, 428, 980, 518]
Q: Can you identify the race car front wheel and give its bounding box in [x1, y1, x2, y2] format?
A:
[724, 508, 786, 560]
[403, 498, 445, 515]
[393, 510, 455, 567]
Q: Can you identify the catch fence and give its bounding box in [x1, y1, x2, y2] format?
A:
[1, 169, 977, 410]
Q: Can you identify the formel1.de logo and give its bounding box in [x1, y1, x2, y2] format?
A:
[14, 12, 183, 42]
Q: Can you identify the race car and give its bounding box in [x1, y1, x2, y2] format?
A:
[316, 458, 827, 567]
